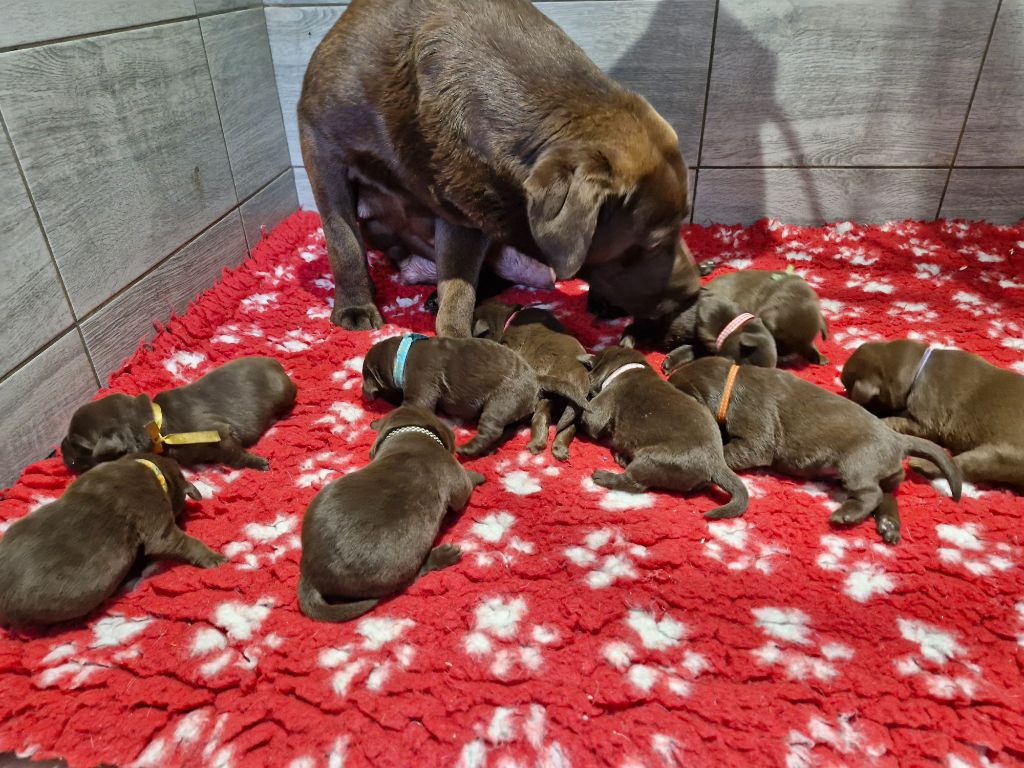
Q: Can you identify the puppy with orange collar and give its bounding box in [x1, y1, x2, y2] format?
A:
[667, 356, 962, 543]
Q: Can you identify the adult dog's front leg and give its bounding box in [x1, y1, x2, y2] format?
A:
[434, 218, 488, 338]
[300, 127, 382, 330]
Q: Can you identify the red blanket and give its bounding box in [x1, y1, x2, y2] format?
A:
[2, 212, 1023, 768]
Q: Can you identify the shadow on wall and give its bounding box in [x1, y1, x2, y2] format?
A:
[607, 1, 821, 226]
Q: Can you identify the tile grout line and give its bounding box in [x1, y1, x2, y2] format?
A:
[935, 0, 1003, 220]
[0, 106, 101, 389]
[689, 0, 720, 225]
[259, 6, 297, 197]
[0, 169, 290, 390]
[195, 12, 242, 206]
[0, 6, 264, 54]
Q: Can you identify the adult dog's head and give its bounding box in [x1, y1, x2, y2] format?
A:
[524, 95, 699, 319]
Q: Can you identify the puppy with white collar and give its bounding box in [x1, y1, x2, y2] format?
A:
[298, 406, 485, 622]
[578, 346, 748, 518]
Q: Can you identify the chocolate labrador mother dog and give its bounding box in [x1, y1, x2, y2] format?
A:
[299, 0, 700, 336]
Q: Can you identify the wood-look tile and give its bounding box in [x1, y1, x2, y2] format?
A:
[240, 170, 300, 249]
[940, 169, 1024, 224]
[1, 0, 194, 49]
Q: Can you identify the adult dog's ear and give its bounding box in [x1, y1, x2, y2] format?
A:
[525, 150, 609, 280]
[184, 482, 203, 501]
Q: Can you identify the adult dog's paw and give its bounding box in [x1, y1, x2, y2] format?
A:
[332, 303, 383, 330]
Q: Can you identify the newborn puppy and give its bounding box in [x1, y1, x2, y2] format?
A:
[62, 356, 297, 472]
[298, 406, 484, 622]
[362, 334, 587, 457]
[623, 289, 777, 372]
[706, 269, 829, 364]
[0, 454, 223, 626]
[578, 346, 748, 518]
[473, 301, 589, 460]
[669, 357, 963, 544]
[842, 339, 1024, 491]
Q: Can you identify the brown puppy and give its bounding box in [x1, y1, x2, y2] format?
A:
[62, 357, 296, 472]
[472, 301, 589, 460]
[362, 334, 586, 458]
[0, 454, 223, 626]
[624, 289, 778, 371]
[298, 0, 699, 337]
[842, 340, 1024, 491]
[298, 406, 484, 622]
[706, 269, 829, 364]
[669, 357, 963, 544]
[578, 346, 749, 518]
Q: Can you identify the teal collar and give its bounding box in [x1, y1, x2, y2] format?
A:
[393, 333, 428, 389]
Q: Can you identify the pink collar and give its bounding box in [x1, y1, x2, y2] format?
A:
[716, 313, 757, 351]
[601, 362, 647, 391]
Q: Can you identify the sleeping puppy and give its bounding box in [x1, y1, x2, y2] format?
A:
[0, 454, 224, 626]
[578, 346, 748, 519]
[298, 406, 484, 622]
[362, 334, 587, 457]
[842, 339, 1024, 491]
[668, 357, 963, 544]
[472, 301, 589, 460]
[705, 269, 829, 364]
[623, 289, 777, 372]
[62, 356, 297, 472]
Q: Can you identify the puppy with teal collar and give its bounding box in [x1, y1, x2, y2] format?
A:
[362, 333, 587, 457]
[298, 406, 485, 622]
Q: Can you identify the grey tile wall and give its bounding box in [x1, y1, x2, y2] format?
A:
[268, 0, 1023, 226]
[0, 5, 298, 487]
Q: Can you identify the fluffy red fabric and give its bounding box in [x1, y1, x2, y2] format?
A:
[1, 212, 1023, 768]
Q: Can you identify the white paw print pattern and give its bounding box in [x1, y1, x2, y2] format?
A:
[210, 322, 265, 345]
[936, 523, 1015, 577]
[894, 618, 983, 700]
[818, 298, 863, 323]
[704, 518, 787, 575]
[457, 511, 535, 567]
[222, 514, 300, 571]
[240, 292, 279, 313]
[296, 451, 353, 489]
[832, 245, 878, 266]
[184, 468, 241, 499]
[130, 709, 254, 768]
[287, 738, 349, 768]
[817, 534, 896, 603]
[190, 597, 279, 678]
[496, 451, 559, 496]
[315, 402, 368, 442]
[270, 328, 323, 353]
[845, 273, 893, 294]
[1016, 602, 1024, 649]
[988, 318, 1024, 351]
[455, 705, 569, 768]
[463, 596, 557, 678]
[830, 326, 882, 350]
[319, 616, 415, 697]
[35, 615, 153, 690]
[580, 476, 655, 511]
[163, 350, 206, 381]
[253, 264, 296, 287]
[784, 714, 888, 767]
[564, 528, 649, 588]
[751, 607, 854, 682]
[952, 290, 999, 318]
[889, 301, 938, 323]
[602, 608, 709, 697]
[330, 356, 365, 390]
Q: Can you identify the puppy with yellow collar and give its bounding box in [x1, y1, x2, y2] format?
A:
[61, 356, 296, 472]
[0, 454, 225, 626]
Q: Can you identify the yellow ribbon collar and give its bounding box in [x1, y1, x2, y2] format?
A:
[135, 458, 169, 496]
[146, 402, 221, 454]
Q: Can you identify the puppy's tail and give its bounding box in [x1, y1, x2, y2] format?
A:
[537, 375, 589, 413]
[554, 402, 580, 433]
[705, 467, 749, 519]
[298, 574, 379, 623]
[902, 436, 962, 501]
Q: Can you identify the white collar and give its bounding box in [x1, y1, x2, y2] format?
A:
[378, 424, 446, 450]
[601, 362, 647, 392]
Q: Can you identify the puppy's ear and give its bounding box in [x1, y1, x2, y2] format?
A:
[184, 482, 203, 501]
[577, 353, 596, 370]
[849, 379, 880, 405]
[472, 318, 490, 338]
[525, 151, 609, 280]
[369, 416, 385, 431]
[92, 433, 126, 463]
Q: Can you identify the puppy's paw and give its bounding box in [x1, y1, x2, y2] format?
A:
[466, 470, 486, 487]
[332, 303, 384, 331]
[875, 518, 902, 545]
[527, 437, 546, 455]
[829, 506, 872, 526]
[551, 444, 570, 462]
[199, 550, 229, 568]
[456, 440, 489, 458]
[662, 346, 695, 375]
[244, 454, 270, 471]
[420, 543, 462, 575]
[907, 457, 941, 479]
[423, 291, 440, 314]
